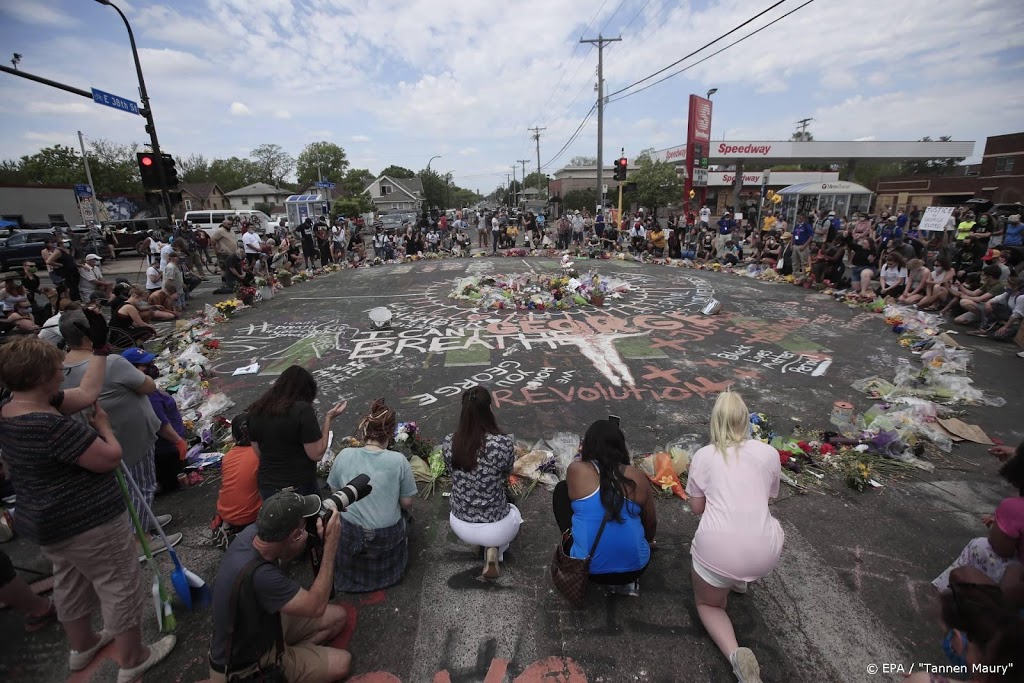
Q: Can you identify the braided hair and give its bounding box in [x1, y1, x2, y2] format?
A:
[358, 398, 397, 445]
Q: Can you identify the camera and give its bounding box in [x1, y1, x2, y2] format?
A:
[319, 474, 373, 523]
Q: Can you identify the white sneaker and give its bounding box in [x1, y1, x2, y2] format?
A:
[731, 581, 749, 594]
[117, 635, 176, 683]
[151, 514, 172, 530]
[731, 647, 762, 683]
[70, 630, 113, 671]
[1017, 350, 1024, 358]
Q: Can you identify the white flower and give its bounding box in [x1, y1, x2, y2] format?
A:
[396, 432, 409, 442]
[854, 444, 869, 452]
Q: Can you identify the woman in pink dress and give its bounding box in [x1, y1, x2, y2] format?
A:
[685, 391, 784, 683]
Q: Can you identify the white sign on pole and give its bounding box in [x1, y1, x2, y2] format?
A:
[919, 206, 955, 232]
[78, 197, 95, 223]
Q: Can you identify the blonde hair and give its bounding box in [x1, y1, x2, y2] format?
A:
[710, 391, 750, 460]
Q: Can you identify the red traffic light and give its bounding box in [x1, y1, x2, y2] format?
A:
[619, 157, 627, 166]
[140, 155, 154, 166]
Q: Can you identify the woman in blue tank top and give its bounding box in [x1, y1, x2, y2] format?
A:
[552, 419, 656, 596]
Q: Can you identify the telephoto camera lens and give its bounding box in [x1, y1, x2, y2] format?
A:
[320, 474, 373, 522]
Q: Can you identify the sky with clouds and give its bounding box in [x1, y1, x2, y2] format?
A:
[1, 0, 1022, 193]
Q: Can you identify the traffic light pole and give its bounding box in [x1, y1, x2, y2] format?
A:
[99, 0, 174, 224]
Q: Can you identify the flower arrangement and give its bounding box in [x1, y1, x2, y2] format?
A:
[393, 421, 434, 459]
[843, 460, 872, 491]
[420, 447, 448, 498]
[448, 271, 629, 312]
[237, 286, 257, 304]
[214, 298, 242, 316]
[254, 277, 269, 288]
[749, 412, 775, 442]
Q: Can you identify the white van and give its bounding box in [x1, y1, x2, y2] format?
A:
[185, 210, 271, 236]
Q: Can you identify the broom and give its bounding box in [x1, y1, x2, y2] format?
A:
[115, 470, 175, 632]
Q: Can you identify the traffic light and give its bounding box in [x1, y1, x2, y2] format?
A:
[137, 152, 161, 190]
[617, 157, 628, 180]
[162, 154, 179, 189]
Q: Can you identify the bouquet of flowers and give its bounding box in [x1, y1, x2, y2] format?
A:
[254, 277, 269, 288]
[214, 298, 242, 316]
[749, 412, 775, 442]
[420, 447, 448, 498]
[237, 286, 257, 303]
[393, 421, 433, 459]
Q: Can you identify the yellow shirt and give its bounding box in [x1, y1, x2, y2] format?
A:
[762, 215, 777, 232]
[956, 220, 975, 241]
[651, 230, 667, 249]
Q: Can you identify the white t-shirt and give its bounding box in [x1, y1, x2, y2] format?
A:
[242, 231, 262, 254]
[700, 208, 711, 223]
[880, 264, 908, 288]
[146, 265, 163, 291]
[39, 312, 63, 345]
[159, 243, 175, 271]
[491, 217, 500, 231]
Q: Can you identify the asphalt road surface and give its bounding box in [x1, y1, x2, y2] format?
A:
[2, 258, 1020, 683]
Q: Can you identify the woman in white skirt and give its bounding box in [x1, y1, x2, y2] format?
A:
[442, 387, 521, 579]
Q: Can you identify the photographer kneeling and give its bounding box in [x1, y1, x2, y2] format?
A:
[208, 491, 351, 683]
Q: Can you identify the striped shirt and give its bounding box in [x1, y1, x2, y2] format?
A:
[0, 407, 123, 545]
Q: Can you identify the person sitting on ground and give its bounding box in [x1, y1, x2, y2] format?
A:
[0, 335, 177, 682]
[212, 413, 262, 548]
[328, 398, 417, 593]
[947, 265, 1005, 326]
[846, 235, 878, 298]
[0, 547, 57, 632]
[932, 442, 1024, 605]
[718, 239, 740, 266]
[552, 419, 656, 597]
[905, 578, 1023, 683]
[648, 224, 668, 257]
[5, 298, 39, 334]
[686, 391, 784, 683]
[442, 387, 519, 580]
[668, 229, 682, 259]
[877, 252, 908, 299]
[147, 283, 181, 318]
[247, 365, 347, 500]
[967, 275, 1024, 340]
[758, 235, 781, 268]
[917, 256, 958, 311]
[899, 259, 930, 305]
[207, 491, 350, 683]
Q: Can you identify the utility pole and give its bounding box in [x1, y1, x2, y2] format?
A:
[76, 131, 103, 225]
[580, 34, 620, 214]
[528, 126, 545, 190]
[518, 159, 529, 190]
[795, 117, 813, 141]
[510, 165, 517, 209]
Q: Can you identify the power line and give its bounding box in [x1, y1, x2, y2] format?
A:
[532, 0, 608, 126]
[540, 107, 598, 172]
[598, 0, 627, 34]
[606, 0, 815, 104]
[606, 0, 789, 99]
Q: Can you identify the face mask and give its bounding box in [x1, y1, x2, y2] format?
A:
[980, 218, 988, 224]
[27, 266, 36, 273]
[143, 365, 161, 379]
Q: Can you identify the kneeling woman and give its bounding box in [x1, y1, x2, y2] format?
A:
[553, 419, 656, 596]
[328, 399, 417, 592]
[686, 391, 784, 683]
[442, 387, 521, 579]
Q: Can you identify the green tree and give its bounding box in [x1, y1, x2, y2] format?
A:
[0, 159, 23, 184]
[87, 138, 141, 194]
[339, 168, 375, 197]
[176, 153, 211, 183]
[208, 157, 260, 192]
[791, 130, 814, 142]
[568, 155, 596, 167]
[17, 145, 83, 186]
[295, 141, 349, 188]
[250, 143, 295, 187]
[522, 171, 548, 191]
[332, 195, 373, 218]
[899, 136, 965, 175]
[254, 202, 275, 216]
[417, 168, 447, 210]
[629, 156, 683, 214]
[380, 165, 416, 179]
[850, 160, 904, 189]
[562, 188, 597, 213]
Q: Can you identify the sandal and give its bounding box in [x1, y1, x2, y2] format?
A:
[25, 598, 56, 632]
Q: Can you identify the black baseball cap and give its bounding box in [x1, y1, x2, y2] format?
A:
[257, 490, 321, 541]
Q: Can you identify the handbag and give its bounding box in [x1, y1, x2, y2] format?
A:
[550, 514, 610, 606]
[220, 558, 287, 683]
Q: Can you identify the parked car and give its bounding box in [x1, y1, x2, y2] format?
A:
[0, 228, 59, 272]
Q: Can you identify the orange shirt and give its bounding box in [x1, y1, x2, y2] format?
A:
[216, 446, 261, 526]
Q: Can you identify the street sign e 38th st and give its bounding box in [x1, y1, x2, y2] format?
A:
[90, 87, 140, 115]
